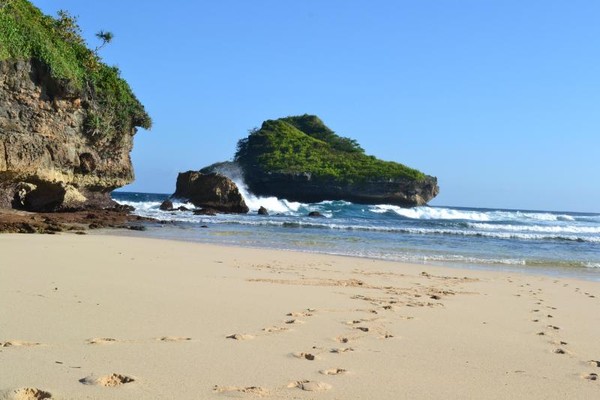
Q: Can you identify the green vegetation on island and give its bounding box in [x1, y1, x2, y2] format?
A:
[0, 0, 150, 144]
[235, 115, 426, 183]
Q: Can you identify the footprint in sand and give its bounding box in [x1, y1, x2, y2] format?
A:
[8, 388, 52, 400]
[285, 319, 304, 325]
[320, 368, 347, 375]
[347, 318, 379, 325]
[547, 325, 560, 330]
[226, 334, 254, 341]
[292, 352, 317, 361]
[583, 373, 598, 381]
[288, 381, 332, 392]
[0, 340, 41, 348]
[287, 311, 314, 318]
[550, 340, 568, 346]
[86, 337, 117, 345]
[334, 336, 351, 344]
[553, 348, 567, 355]
[213, 385, 269, 395]
[158, 336, 192, 342]
[79, 373, 135, 387]
[588, 360, 600, 367]
[262, 326, 288, 333]
[330, 347, 354, 354]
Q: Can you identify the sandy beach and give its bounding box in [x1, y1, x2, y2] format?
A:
[1, 234, 599, 399]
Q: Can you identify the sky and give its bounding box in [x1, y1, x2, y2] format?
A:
[34, 0, 600, 212]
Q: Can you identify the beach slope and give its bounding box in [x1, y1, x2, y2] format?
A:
[1, 235, 599, 399]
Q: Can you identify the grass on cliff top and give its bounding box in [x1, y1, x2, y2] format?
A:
[235, 114, 427, 183]
[0, 0, 151, 137]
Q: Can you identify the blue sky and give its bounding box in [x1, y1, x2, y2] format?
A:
[34, 1, 600, 212]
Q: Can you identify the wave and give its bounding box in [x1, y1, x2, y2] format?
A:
[370, 205, 493, 221]
[298, 250, 599, 271]
[369, 205, 582, 223]
[112, 199, 600, 244]
[417, 255, 600, 270]
[469, 223, 600, 234]
[157, 217, 600, 243]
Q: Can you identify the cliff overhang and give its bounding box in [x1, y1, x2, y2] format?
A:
[0, 1, 151, 211]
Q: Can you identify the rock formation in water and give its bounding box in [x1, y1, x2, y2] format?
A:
[173, 171, 249, 213]
[0, 1, 150, 211]
[208, 115, 439, 207]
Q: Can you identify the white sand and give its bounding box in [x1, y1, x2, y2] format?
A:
[0, 234, 599, 399]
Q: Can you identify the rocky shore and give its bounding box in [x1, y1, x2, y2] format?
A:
[0, 207, 150, 234]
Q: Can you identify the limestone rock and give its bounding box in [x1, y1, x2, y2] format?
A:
[0, 59, 146, 211]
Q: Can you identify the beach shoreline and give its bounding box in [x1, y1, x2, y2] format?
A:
[1, 233, 599, 399]
[99, 225, 600, 284]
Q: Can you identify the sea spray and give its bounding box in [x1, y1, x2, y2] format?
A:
[202, 162, 303, 214]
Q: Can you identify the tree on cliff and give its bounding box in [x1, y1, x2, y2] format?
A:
[94, 30, 114, 54]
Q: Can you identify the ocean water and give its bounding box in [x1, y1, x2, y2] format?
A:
[111, 183, 600, 281]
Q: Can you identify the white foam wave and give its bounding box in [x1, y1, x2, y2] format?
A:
[422, 254, 527, 266]
[470, 223, 600, 235]
[370, 205, 491, 220]
[210, 164, 304, 214]
[370, 205, 583, 223]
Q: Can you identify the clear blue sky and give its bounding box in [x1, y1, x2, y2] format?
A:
[34, 0, 600, 212]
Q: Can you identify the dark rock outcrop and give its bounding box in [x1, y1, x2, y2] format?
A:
[246, 171, 439, 207]
[258, 206, 268, 215]
[308, 211, 324, 217]
[173, 171, 249, 214]
[159, 200, 173, 211]
[0, 208, 150, 234]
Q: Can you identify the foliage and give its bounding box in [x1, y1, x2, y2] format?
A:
[94, 30, 113, 54]
[281, 115, 364, 153]
[0, 0, 151, 145]
[235, 115, 426, 183]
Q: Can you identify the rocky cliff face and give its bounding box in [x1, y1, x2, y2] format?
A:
[204, 161, 438, 207]
[245, 170, 439, 207]
[0, 59, 137, 211]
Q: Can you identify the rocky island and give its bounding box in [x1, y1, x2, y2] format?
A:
[207, 115, 438, 207]
[0, 0, 150, 231]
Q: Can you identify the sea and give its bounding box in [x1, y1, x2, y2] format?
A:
[111, 182, 600, 281]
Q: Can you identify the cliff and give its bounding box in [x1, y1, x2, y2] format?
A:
[0, 0, 150, 211]
[233, 115, 438, 207]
